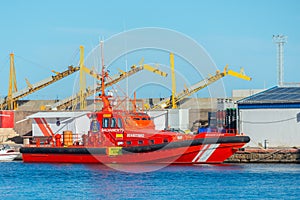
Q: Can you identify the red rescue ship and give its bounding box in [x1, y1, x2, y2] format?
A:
[20, 95, 250, 164]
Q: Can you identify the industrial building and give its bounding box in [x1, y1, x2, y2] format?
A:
[237, 86, 300, 147]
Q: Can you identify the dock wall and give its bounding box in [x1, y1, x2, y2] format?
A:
[226, 148, 300, 163]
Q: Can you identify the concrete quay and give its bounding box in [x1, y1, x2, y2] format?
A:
[225, 147, 300, 163]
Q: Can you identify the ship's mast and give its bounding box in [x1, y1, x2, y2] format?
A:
[100, 41, 105, 96]
[99, 40, 112, 112]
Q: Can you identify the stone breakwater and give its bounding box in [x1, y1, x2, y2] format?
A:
[226, 148, 300, 163]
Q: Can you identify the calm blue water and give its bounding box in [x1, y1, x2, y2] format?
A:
[0, 162, 299, 199]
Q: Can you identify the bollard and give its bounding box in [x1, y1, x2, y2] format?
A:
[264, 139, 268, 149]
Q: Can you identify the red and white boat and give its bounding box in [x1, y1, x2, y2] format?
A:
[20, 130, 249, 164]
[20, 94, 249, 164]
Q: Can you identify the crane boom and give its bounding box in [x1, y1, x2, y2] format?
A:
[151, 65, 251, 109]
[79, 45, 86, 110]
[50, 63, 167, 110]
[170, 53, 176, 109]
[0, 66, 80, 110]
[81, 65, 102, 80]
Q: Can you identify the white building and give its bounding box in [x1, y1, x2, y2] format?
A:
[27, 112, 91, 139]
[147, 109, 189, 131]
[237, 86, 300, 147]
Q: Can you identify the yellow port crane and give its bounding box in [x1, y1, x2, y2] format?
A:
[50, 47, 168, 110]
[2, 45, 165, 111]
[151, 54, 251, 110]
[0, 64, 80, 110]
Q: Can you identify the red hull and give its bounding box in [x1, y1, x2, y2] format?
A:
[21, 142, 246, 164]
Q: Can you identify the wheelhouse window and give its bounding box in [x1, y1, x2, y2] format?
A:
[138, 140, 143, 145]
[102, 118, 109, 128]
[125, 117, 131, 125]
[118, 118, 123, 128]
[126, 141, 132, 145]
[111, 118, 117, 128]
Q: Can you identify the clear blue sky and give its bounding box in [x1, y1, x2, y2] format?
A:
[0, 0, 299, 99]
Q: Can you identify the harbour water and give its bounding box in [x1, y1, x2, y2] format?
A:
[1, 162, 299, 199]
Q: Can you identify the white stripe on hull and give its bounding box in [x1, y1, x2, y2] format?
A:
[192, 143, 220, 163]
[197, 143, 220, 162]
[192, 144, 210, 162]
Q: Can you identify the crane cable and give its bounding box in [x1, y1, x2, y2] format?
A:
[14, 54, 53, 72]
[240, 116, 296, 124]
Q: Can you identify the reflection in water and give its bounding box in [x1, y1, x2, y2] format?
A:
[84, 163, 245, 174]
[85, 163, 170, 173]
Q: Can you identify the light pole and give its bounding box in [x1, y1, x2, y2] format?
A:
[273, 35, 287, 87]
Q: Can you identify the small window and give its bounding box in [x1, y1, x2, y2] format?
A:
[118, 118, 123, 128]
[126, 141, 132, 145]
[111, 118, 116, 128]
[56, 120, 61, 126]
[102, 118, 109, 128]
[138, 140, 143, 145]
[163, 138, 168, 143]
[149, 140, 154, 145]
[142, 117, 147, 120]
[133, 118, 140, 120]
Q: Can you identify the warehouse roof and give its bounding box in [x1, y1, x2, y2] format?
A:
[27, 111, 90, 119]
[237, 86, 300, 105]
